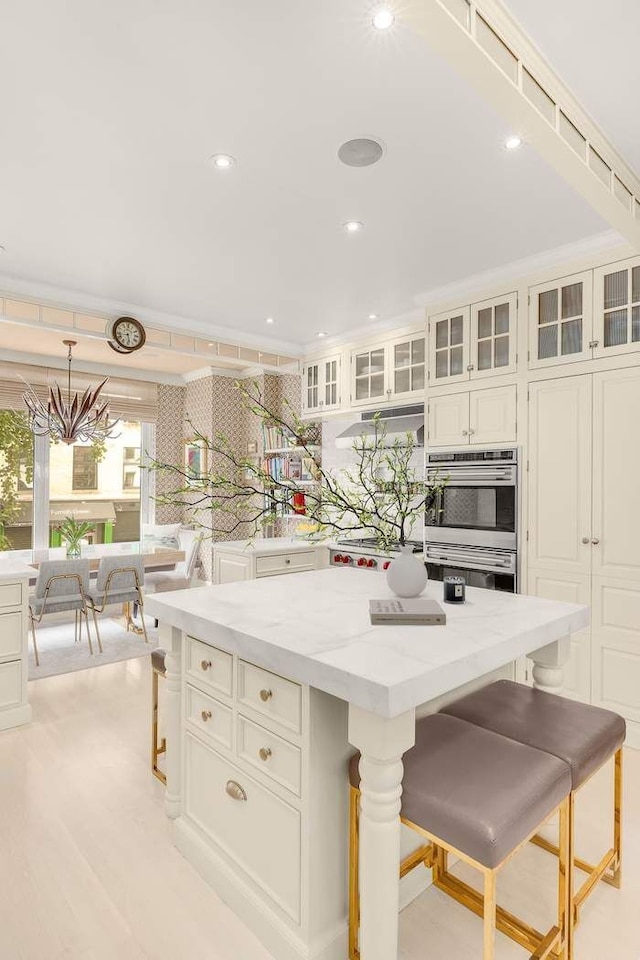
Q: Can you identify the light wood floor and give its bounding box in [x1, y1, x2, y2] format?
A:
[0, 659, 638, 960]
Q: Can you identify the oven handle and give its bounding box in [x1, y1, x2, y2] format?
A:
[426, 551, 515, 571]
[426, 470, 515, 483]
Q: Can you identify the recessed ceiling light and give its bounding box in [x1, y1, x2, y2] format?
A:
[343, 220, 364, 234]
[207, 342, 215, 347]
[265, 317, 274, 324]
[210, 154, 235, 169]
[317, 331, 328, 338]
[368, 313, 378, 320]
[372, 5, 395, 30]
[505, 136, 522, 150]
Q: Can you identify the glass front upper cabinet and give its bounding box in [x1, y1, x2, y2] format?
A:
[428, 307, 470, 384]
[302, 355, 341, 414]
[391, 335, 425, 398]
[528, 272, 593, 368]
[470, 293, 517, 377]
[351, 345, 387, 405]
[593, 257, 640, 359]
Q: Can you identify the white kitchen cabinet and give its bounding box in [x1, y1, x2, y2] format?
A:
[528, 376, 592, 574]
[527, 367, 640, 732]
[302, 354, 341, 415]
[470, 293, 517, 377]
[429, 295, 516, 385]
[528, 271, 593, 368]
[428, 307, 470, 385]
[0, 573, 31, 732]
[428, 384, 516, 447]
[213, 540, 328, 584]
[389, 333, 426, 400]
[593, 256, 640, 359]
[592, 367, 640, 582]
[349, 334, 426, 408]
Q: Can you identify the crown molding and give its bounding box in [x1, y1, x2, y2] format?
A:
[0, 347, 184, 385]
[0, 271, 302, 355]
[413, 230, 627, 310]
[301, 307, 425, 354]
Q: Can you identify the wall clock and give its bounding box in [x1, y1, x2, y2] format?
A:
[108, 316, 146, 354]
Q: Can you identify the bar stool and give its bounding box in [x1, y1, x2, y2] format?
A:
[441, 680, 625, 938]
[349, 713, 572, 960]
[151, 647, 167, 785]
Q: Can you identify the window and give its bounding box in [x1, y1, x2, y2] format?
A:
[72, 447, 98, 491]
[0, 408, 34, 550]
[123, 446, 141, 490]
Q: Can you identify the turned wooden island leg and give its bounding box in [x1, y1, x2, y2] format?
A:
[530, 635, 571, 694]
[159, 622, 183, 819]
[348, 704, 416, 960]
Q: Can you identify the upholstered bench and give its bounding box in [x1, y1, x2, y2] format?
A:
[348, 713, 572, 960]
[441, 680, 625, 945]
[151, 647, 167, 784]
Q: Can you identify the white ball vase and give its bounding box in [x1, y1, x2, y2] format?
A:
[385, 545, 428, 598]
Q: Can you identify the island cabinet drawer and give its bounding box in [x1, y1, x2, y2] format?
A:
[0, 661, 21, 709]
[255, 552, 315, 578]
[238, 661, 302, 735]
[184, 732, 301, 922]
[237, 716, 302, 797]
[0, 582, 22, 609]
[185, 637, 232, 697]
[185, 684, 232, 750]
[0, 612, 22, 661]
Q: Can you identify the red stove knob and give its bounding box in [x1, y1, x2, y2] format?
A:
[357, 557, 367, 567]
[342, 555, 352, 564]
[383, 560, 391, 570]
[333, 554, 342, 563]
[367, 558, 376, 568]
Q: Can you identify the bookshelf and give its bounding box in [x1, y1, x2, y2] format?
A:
[260, 423, 322, 534]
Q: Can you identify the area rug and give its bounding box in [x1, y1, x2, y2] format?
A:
[28, 614, 159, 681]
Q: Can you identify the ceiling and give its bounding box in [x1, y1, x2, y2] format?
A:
[504, 0, 640, 177]
[0, 0, 614, 350]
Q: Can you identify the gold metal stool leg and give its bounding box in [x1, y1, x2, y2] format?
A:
[151, 666, 167, 785]
[483, 870, 496, 960]
[30, 617, 40, 667]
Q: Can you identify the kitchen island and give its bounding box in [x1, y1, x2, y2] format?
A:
[146, 568, 589, 960]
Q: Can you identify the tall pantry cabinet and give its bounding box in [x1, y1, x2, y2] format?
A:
[527, 368, 640, 738]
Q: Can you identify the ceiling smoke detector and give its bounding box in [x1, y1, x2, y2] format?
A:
[338, 138, 384, 168]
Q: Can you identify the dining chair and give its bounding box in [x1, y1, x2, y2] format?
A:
[29, 559, 94, 667]
[85, 555, 148, 649]
[144, 528, 201, 595]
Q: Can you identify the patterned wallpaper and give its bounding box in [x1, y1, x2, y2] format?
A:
[155, 384, 186, 525]
[154, 372, 305, 580]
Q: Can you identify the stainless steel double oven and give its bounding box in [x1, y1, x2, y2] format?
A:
[424, 448, 518, 592]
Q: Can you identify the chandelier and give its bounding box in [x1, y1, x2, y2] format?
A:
[22, 339, 120, 445]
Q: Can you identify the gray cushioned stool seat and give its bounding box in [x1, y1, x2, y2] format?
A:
[151, 648, 166, 675]
[441, 680, 626, 789]
[349, 713, 570, 869]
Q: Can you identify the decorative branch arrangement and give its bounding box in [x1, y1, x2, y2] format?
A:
[151, 380, 448, 551]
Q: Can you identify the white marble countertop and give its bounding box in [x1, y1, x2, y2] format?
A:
[0, 560, 37, 581]
[211, 537, 328, 555]
[147, 568, 589, 717]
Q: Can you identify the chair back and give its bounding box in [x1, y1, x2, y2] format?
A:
[95, 555, 145, 599]
[142, 523, 181, 547]
[35, 559, 91, 600]
[177, 529, 201, 580]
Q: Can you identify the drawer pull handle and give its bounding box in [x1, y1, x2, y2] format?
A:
[201, 710, 212, 722]
[200, 659, 213, 671]
[259, 747, 272, 762]
[259, 688, 273, 702]
[285, 558, 291, 564]
[225, 780, 247, 802]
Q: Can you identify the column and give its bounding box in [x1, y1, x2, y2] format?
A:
[348, 704, 416, 960]
[530, 635, 571, 694]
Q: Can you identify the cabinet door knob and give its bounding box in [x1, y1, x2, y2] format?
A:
[200, 709, 212, 722]
[591, 538, 600, 545]
[259, 688, 273, 702]
[462, 429, 469, 436]
[225, 780, 247, 802]
[466, 364, 475, 371]
[259, 747, 272, 762]
[581, 537, 590, 544]
[468, 428, 475, 435]
[285, 558, 291, 564]
[200, 659, 212, 671]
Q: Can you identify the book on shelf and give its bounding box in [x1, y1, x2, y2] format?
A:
[369, 597, 446, 626]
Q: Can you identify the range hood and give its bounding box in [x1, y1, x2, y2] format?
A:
[335, 404, 424, 449]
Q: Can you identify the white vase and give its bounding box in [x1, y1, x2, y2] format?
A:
[385, 545, 428, 598]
